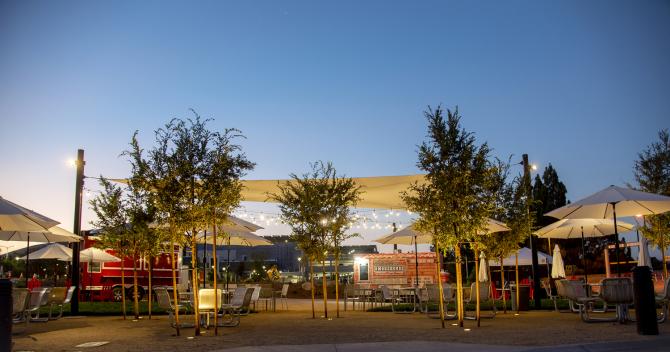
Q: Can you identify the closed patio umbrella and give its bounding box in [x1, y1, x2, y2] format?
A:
[551, 245, 566, 279]
[546, 186, 670, 276]
[638, 234, 652, 268]
[478, 252, 488, 282]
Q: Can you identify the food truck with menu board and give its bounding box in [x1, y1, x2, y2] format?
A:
[352, 252, 438, 287]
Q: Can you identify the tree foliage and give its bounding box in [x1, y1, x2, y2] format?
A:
[532, 163, 568, 227]
[402, 106, 497, 248]
[634, 129, 670, 251]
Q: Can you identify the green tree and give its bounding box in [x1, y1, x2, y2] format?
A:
[127, 111, 254, 336]
[271, 162, 360, 319]
[89, 178, 130, 319]
[403, 106, 497, 328]
[532, 164, 567, 228]
[634, 129, 670, 277]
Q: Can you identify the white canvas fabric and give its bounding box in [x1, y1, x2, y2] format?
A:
[478, 252, 488, 282]
[551, 245, 566, 279]
[546, 185, 670, 219]
[638, 234, 652, 268]
[79, 247, 121, 263]
[19, 243, 72, 261]
[535, 218, 635, 239]
[374, 219, 509, 245]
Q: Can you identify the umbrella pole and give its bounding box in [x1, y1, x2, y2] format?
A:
[515, 253, 519, 314]
[581, 227, 588, 285]
[212, 216, 218, 336]
[612, 203, 621, 277]
[474, 243, 480, 327]
[414, 235, 419, 287]
[26, 235, 30, 282]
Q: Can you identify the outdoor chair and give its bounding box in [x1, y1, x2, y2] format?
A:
[656, 277, 670, 323]
[258, 287, 275, 311]
[198, 288, 225, 328]
[249, 286, 261, 312]
[377, 285, 405, 313]
[220, 287, 253, 327]
[542, 279, 559, 312]
[154, 287, 193, 329]
[579, 278, 634, 323]
[48, 286, 76, 320]
[12, 288, 31, 329]
[278, 283, 289, 310]
[27, 287, 52, 322]
[464, 281, 496, 319]
[44, 287, 66, 320]
[424, 283, 456, 319]
[343, 284, 358, 311]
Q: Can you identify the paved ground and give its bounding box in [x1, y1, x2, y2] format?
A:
[12, 299, 670, 352]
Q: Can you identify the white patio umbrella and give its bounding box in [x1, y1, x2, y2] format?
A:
[535, 218, 635, 282]
[638, 234, 652, 268]
[19, 243, 72, 261]
[375, 218, 510, 286]
[546, 185, 670, 276]
[0, 197, 80, 277]
[79, 247, 121, 263]
[551, 245, 566, 279]
[478, 252, 488, 282]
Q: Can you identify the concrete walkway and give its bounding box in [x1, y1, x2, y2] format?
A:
[213, 337, 670, 352]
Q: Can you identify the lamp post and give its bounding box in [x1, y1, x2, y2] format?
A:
[71, 149, 85, 315]
[521, 154, 542, 310]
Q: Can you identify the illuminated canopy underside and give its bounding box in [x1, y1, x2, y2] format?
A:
[113, 174, 426, 210]
[240, 174, 425, 210]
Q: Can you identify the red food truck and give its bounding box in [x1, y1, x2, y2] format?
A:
[80, 236, 187, 301]
[352, 252, 438, 287]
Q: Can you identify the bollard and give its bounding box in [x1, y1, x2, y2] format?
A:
[0, 279, 12, 351]
[632, 266, 658, 335]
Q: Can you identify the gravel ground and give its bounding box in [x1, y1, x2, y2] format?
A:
[12, 299, 670, 352]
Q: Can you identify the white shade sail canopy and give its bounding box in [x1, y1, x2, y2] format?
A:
[545, 185, 670, 219]
[490, 247, 552, 267]
[79, 247, 121, 263]
[19, 243, 72, 261]
[241, 175, 426, 210]
[551, 245, 566, 279]
[535, 218, 635, 239]
[374, 218, 510, 245]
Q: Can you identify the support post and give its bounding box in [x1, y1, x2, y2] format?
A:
[71, 148, 85, 315]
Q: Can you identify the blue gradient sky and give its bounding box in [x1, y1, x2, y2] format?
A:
[1, 1, 668, 251]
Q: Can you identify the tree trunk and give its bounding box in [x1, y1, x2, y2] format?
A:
[455, 245, 464, 327]
[322, 259, 328, 319]
[121, 260, 127, 320]
[474, 244, 480, 327]
[212, 217, 218, 336]
[310, 260, 315, 319]
[191, 234, 200, 336]
[435, 240, 446, 328]
[335, 255, 340, 318]
[133, 253, 139, 319]
[148, 254, 153, 320]
[515, 253, 520, 314]
[500, 256, 506, 314]
[170, 238, 180, 336]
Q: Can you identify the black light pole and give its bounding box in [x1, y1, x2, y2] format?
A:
[71, 149, 85, 315]
[522, 154, 542, 309]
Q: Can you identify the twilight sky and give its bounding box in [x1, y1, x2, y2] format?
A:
[1, 1, 668, 251]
